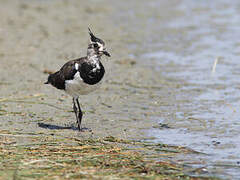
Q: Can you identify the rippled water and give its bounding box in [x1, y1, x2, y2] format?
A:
[112, 0, 240, 179]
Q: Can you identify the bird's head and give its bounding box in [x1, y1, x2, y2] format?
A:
[87, 28, 111, 57]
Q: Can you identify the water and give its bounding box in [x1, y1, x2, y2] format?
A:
[111, 0, 240, 179]
[1, 0, 240, 178]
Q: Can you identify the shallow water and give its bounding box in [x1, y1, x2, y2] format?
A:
[0, 0, 240, 179]
[112, 0, 240, 179]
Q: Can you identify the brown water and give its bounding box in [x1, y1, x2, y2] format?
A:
[0, 0, 240, 179]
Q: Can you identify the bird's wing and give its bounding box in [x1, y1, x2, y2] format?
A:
[59, 58, 84, 81]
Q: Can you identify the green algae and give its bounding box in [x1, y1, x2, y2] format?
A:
[0, 132, 219, 180]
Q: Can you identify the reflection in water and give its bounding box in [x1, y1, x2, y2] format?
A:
[112, 0, 240, 179]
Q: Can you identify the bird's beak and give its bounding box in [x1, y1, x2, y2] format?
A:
[103, 50, 111, 57]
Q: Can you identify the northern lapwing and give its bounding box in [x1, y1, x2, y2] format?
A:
[45, 28, 110, 131]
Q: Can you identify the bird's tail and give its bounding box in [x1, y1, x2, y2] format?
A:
[44, 74, 52, 84]
[44, 71, 64, 90]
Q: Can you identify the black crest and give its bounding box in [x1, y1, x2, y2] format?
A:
[88, 28, 105, 45]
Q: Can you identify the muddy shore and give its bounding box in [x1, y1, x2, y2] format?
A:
[1, 0, 236, 179]
[0, 0, 162, 140]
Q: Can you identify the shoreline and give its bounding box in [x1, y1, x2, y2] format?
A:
[0, 130, 219, 180]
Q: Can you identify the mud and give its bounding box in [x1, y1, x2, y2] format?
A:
[0, 0, 161, 141]
[0, 0, 240, 179]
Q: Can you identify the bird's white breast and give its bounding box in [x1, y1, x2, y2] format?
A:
[65, 72, 101, 98]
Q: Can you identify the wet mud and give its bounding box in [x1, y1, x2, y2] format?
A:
[0, 0, 239, 179]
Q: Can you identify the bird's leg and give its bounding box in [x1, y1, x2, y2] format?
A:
[73, 98, 79, 127]
[76, 98, 83, 131]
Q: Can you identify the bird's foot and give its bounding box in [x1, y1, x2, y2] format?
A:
[77, 126, 92, 132]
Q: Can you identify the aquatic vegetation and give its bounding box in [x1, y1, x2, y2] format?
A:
[0, 131, 219, 179]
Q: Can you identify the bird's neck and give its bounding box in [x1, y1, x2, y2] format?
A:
[87, 54, 101, 67]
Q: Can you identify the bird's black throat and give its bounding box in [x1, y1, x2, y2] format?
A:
[79, 62, 105, 85]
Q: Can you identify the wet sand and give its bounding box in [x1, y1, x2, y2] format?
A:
[1, 0, 240, 179]
[0, 0, 161, 141]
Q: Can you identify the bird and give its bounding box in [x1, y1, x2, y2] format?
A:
[44, 28, 111, 131]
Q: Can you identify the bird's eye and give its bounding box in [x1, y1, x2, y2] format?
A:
[93, 43, 98, 48]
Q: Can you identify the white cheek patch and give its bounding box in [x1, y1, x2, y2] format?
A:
[97, 42, 104, 51]
[75, 63, 79, 70]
